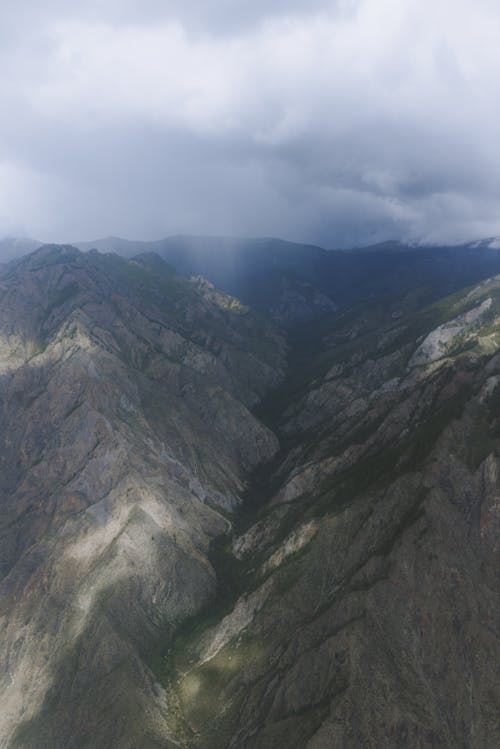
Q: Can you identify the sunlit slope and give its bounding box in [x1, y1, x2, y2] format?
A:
[0, 246, 285, 749]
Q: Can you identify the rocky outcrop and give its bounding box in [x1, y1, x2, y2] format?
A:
[0, 246, 285, 749]
[157, 278, 500, 749]
[2, 246, 500, 748]
[409, 297, 493, 367]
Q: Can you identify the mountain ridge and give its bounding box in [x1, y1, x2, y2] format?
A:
[0, 243, 499, 747]
[0, 245, 285, 748]
[73, 234, 500, 319]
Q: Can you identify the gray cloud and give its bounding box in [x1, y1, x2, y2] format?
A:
[1, 0, 500, 248]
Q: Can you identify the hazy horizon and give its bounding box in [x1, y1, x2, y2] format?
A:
[2, 231, 500, 257]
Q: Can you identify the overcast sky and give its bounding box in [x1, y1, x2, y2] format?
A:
[1, 0, 499, 247]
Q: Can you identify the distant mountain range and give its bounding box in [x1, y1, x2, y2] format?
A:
[3, 234, 500, 322]
[74, 234, 500, 321]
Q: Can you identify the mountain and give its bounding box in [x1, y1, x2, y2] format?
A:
[1, 243, 500, 747]
[0, 246, 285, 748]
[75, 236, 339, 325]
[76, 235, 500, 323]
[162, 276, 500, 748]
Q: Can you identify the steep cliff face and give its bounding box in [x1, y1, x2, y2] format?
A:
[157, 277, 500, 749]
[0, 246, 285, 749]
[1, 246, 500, 748]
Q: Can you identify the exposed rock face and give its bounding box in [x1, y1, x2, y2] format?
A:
[0, 246, 285, 748]
[409, 296, 493, 367]
[157, 277, 500, 749]
[1, 245, 500, 748]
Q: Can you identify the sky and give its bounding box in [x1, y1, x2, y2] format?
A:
[0, 0, 500, 248]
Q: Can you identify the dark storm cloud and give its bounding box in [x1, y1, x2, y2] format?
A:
[1, 0, 500, 247]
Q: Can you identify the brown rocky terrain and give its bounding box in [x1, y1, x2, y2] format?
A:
[1, 245, 500, 748]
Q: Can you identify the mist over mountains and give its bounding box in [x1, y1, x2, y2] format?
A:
[4, 233, 500, 317]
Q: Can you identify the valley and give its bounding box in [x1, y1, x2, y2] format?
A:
[0, 243, 499, 747]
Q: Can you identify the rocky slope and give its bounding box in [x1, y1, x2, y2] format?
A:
[157, 275, 500, 748]
[0, 246, 285, 748]
[1, 245, 500, 748]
